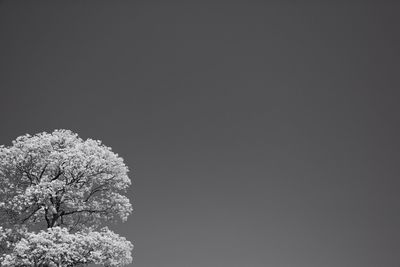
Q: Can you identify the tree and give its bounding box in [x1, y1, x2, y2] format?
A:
[0, 130, 133, 266]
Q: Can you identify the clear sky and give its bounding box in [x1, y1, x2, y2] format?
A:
[1, 1, 400, 267]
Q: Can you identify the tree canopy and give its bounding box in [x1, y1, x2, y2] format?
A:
[0, 130, 133, 266]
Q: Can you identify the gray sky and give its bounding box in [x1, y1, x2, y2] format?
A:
[1, 1, 400, 267]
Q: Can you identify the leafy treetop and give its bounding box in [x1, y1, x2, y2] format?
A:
[0, 130, 133, 266]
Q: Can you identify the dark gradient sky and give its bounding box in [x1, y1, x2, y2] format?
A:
[1, 1, 400, 267]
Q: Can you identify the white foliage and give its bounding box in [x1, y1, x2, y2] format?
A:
[0, 130, 133, 266]
[1, 227, 133, 267]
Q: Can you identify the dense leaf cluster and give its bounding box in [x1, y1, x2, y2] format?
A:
[0, 130, 133, 266]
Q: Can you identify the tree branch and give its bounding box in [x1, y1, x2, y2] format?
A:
[84, 184, 108, 202]
[51, 167, 64, 181]
[21, 205, 41, 224]
[39, 163, 48, 180]
[63, 208, 109, 216]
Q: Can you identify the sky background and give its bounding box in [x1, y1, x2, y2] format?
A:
[1, 1, 400, 267]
